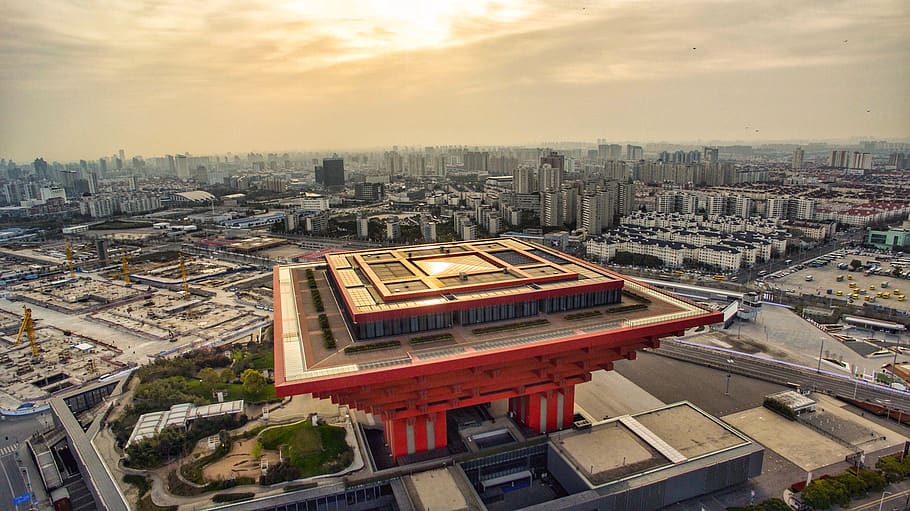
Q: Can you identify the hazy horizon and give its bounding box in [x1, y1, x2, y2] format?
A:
[2, 0, 908, 162]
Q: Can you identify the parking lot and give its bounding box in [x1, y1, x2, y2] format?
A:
[763, 250, 910, 314]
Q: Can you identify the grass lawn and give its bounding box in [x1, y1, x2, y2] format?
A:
[247, 348, 274, 370]
[258, 421, 351, 477]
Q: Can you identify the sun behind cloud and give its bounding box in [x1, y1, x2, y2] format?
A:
[280, 0, 535, 58]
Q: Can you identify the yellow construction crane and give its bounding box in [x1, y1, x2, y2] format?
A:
[15, 306, 39, 358]
[180, 256, 190, 300]
[65, 240, 76, 278]
[122, 255, 131, 285]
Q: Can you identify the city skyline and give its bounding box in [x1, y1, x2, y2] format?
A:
[2, 0, 909, 161]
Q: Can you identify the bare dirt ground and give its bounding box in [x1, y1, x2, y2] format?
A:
[201, 438, 280, 482]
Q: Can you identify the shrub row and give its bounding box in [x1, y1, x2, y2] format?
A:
[798, 468, 886, 509]
[344, 340, 401, 354]
[472, 319, 550, 335]
[409, 333, 455, 345]
[211, 492, 255, 503]
[306, 269, 325, 312]
[283, 482, 318, 493]
[876, 453, 910, 483]
[260, 461, 301, 486]
[318, 314, 335, 349]
[205, 477, 256, 492]
[621, 290, 652, 304]
[762, 397, 797, 421]
[565, 310, 603, 321]
[604, 303, 648, 315]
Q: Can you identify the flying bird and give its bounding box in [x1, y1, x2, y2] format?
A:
[843, 39, 848, 43]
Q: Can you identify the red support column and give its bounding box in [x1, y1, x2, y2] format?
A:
[508, 395, 528, 424]
[510, 385, 577, 435]
[384, 411, 450, 459]
[558, 385, 575, 430]
[545, 390, 559, 433]
[384, 417, 409, 459]
[431, 411, 447, 451]
[413, 415, 428, 453]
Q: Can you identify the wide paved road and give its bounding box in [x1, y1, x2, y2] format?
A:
[0, 412, 49, 511]
[655, 339, 910, 413]
[0, 448, 29, 511]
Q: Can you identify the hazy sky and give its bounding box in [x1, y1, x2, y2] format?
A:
[2, 0, 908, 161]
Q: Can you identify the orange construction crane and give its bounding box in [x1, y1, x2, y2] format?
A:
[122, 255, 132, 285]
[65, 240, 76, 278]
[15, 306, 39, 358]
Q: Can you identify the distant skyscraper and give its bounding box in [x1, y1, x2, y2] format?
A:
[703, 147, 719, 163]
[792, 147, 804, 170]
[538, 164, 562, 192]
[33, 158, 49, 180]
[354, 182, 384, 201]
[850, 152, 873, 171]
[626, 145, 644, 160]
[463, 151, 489, 172]
[540, 151, 565, 172]
[512, 165, 534, 194]
[830, 150, 849, 168]
[119, 149, 125, 167]
[322, 158, 345, 189]
[88, 172, 98, 194]
[175, 154, 189, 178]
[606, 144, 623, 160]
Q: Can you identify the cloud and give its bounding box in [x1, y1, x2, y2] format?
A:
[0, 0, 907, 160]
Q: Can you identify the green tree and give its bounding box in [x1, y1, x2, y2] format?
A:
[800, 481, 832, 510]
[241, 369, 266, 397]
[833, 472, 866, 497]
[125, 438, 162, 468]
[199, 367, 221, 387]
[760, 498, 791, 511]
[850, 259, 863, 270]
[855, 468, 886, 491]
[220, 367, 234, 383]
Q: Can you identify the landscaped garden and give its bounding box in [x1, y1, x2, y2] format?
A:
[257, 420, 353, 482]
[112, 334, 279, 469]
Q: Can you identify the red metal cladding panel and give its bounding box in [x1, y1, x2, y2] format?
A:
[274, 311, 722, 396]
[385, 417, 409, 458]
[560, 385, 575, 430]
[433, 411, 447, 450]
[328, 342, 645, 412]
[272, 269, 286, 388]
[525, 391, 542, 432]
[413, 415, 428, 453]
[544, 390, 559, 433]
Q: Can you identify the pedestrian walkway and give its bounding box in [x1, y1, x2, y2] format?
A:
[0, 443, 19, 457]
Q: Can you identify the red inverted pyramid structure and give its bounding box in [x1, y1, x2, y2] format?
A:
[273, 238, 720, 459]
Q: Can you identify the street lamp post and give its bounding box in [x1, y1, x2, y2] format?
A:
[725, 359, 734, 396]
[817, 339, 825, 373]
[878, 490, 892, 511]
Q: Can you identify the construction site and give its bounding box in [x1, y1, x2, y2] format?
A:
[0, 241, 275, 411]
[90, 290, 270, 344]
[0, 317, 125, 409]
